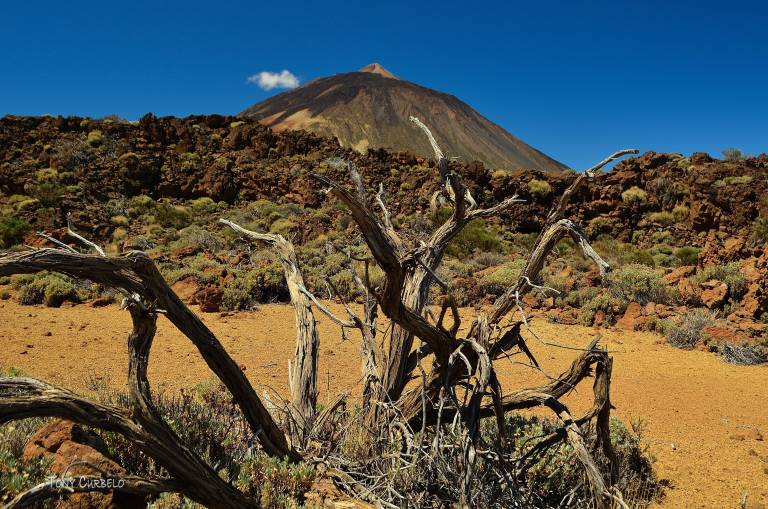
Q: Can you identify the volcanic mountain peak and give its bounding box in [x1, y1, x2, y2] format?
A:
[241, 67, 566, 172]
[358, 62, 399, 79]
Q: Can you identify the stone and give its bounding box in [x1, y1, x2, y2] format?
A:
[170, 277, 201, 303]
[616, 302, 645, 331]
[23, 420, 146, 509]
[193, 286, 224, 312]
[677, 278, 700, 304]
[664, 265, 696, 283]
[700, 280, 728, 309]
[703, 326, 750, 346]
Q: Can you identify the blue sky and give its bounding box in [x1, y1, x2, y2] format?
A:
[1, 0, 766, 169]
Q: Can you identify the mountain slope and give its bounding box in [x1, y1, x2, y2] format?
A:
[241, 64, 567, 172]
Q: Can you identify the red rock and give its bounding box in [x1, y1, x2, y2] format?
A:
[700, 280, 728, 309]
[703, 326, 750, 346]
[677, 278, 700, 304]
[593, 309, 606, 328]
[664, 265, 696, 283]
[723, 237, 746, 260]
[193, 286, 223, 312]
[616, 302, 645, 330]
[171, 277, 201, 303]
[23, 420, 146, 509]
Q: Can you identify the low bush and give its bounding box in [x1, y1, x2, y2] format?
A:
[621, 186, 647, 204]
[189, 196, 219, 215]
[751, 216, 768, 246]
[719, 343, 767, 365]
[562, 286, 600, 308]
[221, 262, 287, 310]
[528, 178, 552, 199]
[12, 272, 86, 307]
[646, 211, 676, 225]
[153, 201, 191, 228]
[671, 204, 689, 222]
[588, 216, 614, 237]
[650, 177, 680, 210]
[665, 309, 715, 349]
[29, 182, 65, 207]
[577, 292, 625, 326]
[95, 380, 316, 508]
[713, 175, 753, 187]
[479, 259, 525, 295]
[673, 246, 701, 266]
[693, 262, 747, 300]
[721, 148, 745, 162]
[592, 239, 655, 268]
[0, 216, 31, 248]
[607, 264, 668, 305]
[431, 208, 501, 258]
[87, 129, 104, 146]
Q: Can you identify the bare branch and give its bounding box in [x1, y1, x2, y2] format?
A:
[548, 149, 639, 223]
[66, 213, 106, 256]
[375, 183, 394, 230]
[0, 248, 298, 461]
[35, 233, 77, 253]
[4, 476, 180, 509]
[409, 116, 444, 161]
[220, 219, 319, 437]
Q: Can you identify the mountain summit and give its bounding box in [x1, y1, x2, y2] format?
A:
[241, 64, 566, 172]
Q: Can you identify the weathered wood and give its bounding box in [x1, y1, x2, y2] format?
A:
[0, 249, 298, 461]
[3, 476, 179, 509]
[220, 219, 319, 437]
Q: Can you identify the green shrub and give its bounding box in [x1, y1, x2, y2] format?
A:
[751, 216, 768, 246]
[87, 129, 104, 146]
[650, 230, 672, 244]
[189, 196, 218, 215]
[693, 262, 747, 299]
[30, 182, 65, 207]
[431, 208, 501, 258]
[1, 418, 52, 502]
[621, 186, 647, 204]
[592, 239, 655, 267]
[562, 286, 600, 308]
[606, 263, 668, 305]
[528, 179, 552, 199]
[269, 218, 297, 236]
[646, 211, 676, 225]
[13, 273, 84, 307]
[34, 167, 58, 182]
[713, 175, 753, 187]
[577, 292, 624, 326]
[479, 259, 525, 294]
[128, 194, 155, 215]
[221, 263, 287, 310]
[588, 216, 614, 237]
[153, 201, 191, 228]
[0, 216, 31, 248]
[110, 214, 129, 226]
[673, 246, 701, 266]
[722, 147, 745, 162]
[665, 309, 715, 349]
[235, 455, 316, 507]
[672, 204, 689, 222]
[650, 177, 680, 210]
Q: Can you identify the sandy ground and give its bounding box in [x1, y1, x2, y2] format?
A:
[0, 299, 766, 508]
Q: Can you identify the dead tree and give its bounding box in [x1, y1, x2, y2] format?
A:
[311, 119, 637, 507]
[0, 116, 638, 508]
[219, 219, 320, 441]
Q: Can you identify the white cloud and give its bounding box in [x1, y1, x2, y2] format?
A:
[247, 70, 300, 90]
